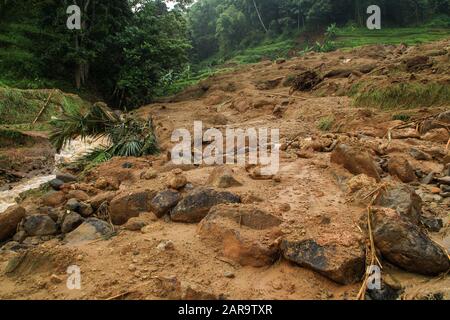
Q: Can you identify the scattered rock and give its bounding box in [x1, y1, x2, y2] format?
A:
[421, 172, 435, 185]
[12, 230, 27, 243]
[124, 217, 148, 231]
[88, 191, 116, 210]
[171, 188, 240, 223]
[65, 218, 113, 243]
[65, 198, 80, 212]
[387, 156, 417, 183]
[22, 215, 58, 236]
[207, 166, 242, 188]
[150, 190, 181, 218]
[0, 206, 26, 242]
[109, 191, 152, 225]
[421, 216, 443, 232]
[224, 271, 235, 279]
[168, 170, 188, 190]
[409, 148, 432, 161]
[371, 207, 449, 276]
[50, 274, 63, 284]
[61, 212, 84, 234]
[41, 191, 66, 207]
[157, 240, 175, 251]
[375, 184, 422, 225]
[56, 172, 77, 183]
[331, 144, 381, 181]
[141, 169, 158, 180]
[422, 128, 449, 144]
[67, 190, 90, 202]
[436, 176, 450, 185]
[281, 238, 365, 285]
[78, 202, 94, 217]
[198, 204, 282, 267]
[49, 179, 64, 191]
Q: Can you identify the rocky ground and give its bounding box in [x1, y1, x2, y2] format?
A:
[0, 40, 449, 300]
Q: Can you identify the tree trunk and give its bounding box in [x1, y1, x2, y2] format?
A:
[252, 0, 268, 33]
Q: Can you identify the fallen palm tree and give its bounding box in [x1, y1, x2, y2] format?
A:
[49, 102, 159, 168]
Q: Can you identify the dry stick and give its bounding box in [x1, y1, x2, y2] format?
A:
[32, 89, 55, 125]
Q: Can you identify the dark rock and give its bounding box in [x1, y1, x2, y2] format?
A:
[61, 212, 84, 233]
[331, 144, 381, 181]
[0, 205, 26, 242]
[49, 179, 64, 191]
[421, 172, 435, 185]
[12, 231, 27, 243]
[421, 216, 443, 232]
[375, 184, 422, 225]
[65, 218, 113, 243]
[65, 198, 80, 212]
[437, 176, 450, 185]
[371, 207, 449, 276]
[109, 191, 152, 225]
[56, 172, 77, 183]
[281, 238, 365, 285]
[150, 190, 181, 218]
[122, 162, 133, 169]
[78, 202, 94, 217]
[409, 148, 432, 161]
[23, 215, 58, 236]
[171, 188, 241, 223]
[366, 282, 400, 300]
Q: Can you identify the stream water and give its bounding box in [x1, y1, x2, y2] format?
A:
[0, 138, 106, 214]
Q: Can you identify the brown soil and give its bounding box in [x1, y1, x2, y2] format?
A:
[0, 40, 449, 300]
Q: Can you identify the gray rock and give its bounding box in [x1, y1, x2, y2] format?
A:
[437, 176, 450, 185]
[150, 190, 181, 218]
[49, 179, 64, 191]
[421, 172, 435, 185]
[65, 198, 80, 212]
[375, 184, 422, 225]
[78, 202, 94, 217]
[23, 215, 58, 236]
[409, 148, 432, 161]
[371, 207, 449, 276]
[171, 188, 241, 223]
[61, 212, 84, 233]
[421, 216, 443, 232]
[56, 172, 77, 183]
[12, 231, 27, 243]
[65, 218, 113, 243]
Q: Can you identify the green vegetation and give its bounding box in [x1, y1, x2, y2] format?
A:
[392, 114, 412, 122]
[49, 103, 159, 169]
[0, 87, 89, 126]
[352, 83, 450, 110]
[317, 116, 335, 131]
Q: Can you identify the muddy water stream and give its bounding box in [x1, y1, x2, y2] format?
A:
[0, 138, 106, 213]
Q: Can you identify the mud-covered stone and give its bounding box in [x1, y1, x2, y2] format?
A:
[371, 207, 449, 276]
[109, 191, 152, 225]
[281, 238, 365, 285]
[150, 190, 181, 218]
[207, 166, 242, 188]
[331, 144, 381, 181]
[41, 191, 66, 207]
[61, 212, 84, 234]
[65, 218, 113, 243]
[387, 156, 417, 183]
[0, 205, 26, 242]
[198, 204, 282, 267]
[171, 188, 241, 223]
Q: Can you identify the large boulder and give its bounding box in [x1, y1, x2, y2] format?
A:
[375, 184, 422, 225]
[22, 215, 58, 236]
[281, 237, 366, 285]
[61, 212, 84, 234]
[64, 218, 113, 244]
[371, 207, 449, 276]
[331, 144, 381, 181]
[387, 156, 417, 183]
[171, 188, 241, 223]
[150, 190, 181, 218]
[198, 204, 282, 267]
[0, 206, 26, 242]
[109, 191, 152, 225]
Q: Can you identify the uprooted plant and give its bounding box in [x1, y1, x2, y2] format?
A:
[49, 102, 159, 170]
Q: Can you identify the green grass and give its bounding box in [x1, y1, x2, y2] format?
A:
[317, 116, 335, 131]
[230, 39, 295, 64]
[352, 82, 450, 110]
[335, 27, 450, 48]
[0, 87, 90, 126]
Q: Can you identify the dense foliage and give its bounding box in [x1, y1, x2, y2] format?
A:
[187, 0, 450, 61]
[0, 0, 449, 109]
